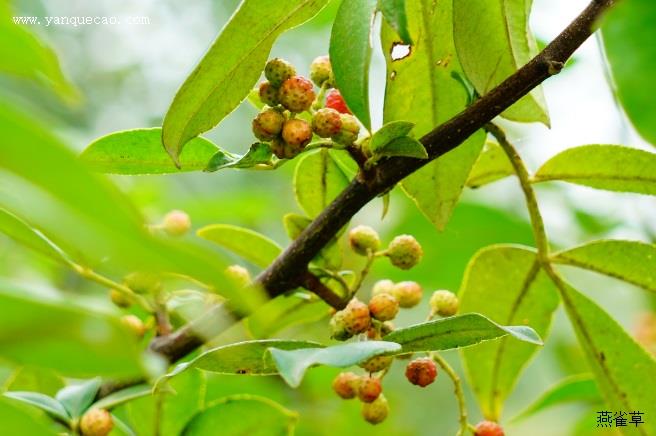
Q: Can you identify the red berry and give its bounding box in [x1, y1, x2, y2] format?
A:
[279, 76, 315, 113]
[332, 372, 360, 399]
[474, 420, 505, 436]
[325, 89, 351, 114]
[357, 376, 382, 403]
[405, 358, 437, 387]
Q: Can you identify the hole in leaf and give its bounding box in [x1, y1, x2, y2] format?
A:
[390, 71, 397, 80]
[390, 43, 411, 61]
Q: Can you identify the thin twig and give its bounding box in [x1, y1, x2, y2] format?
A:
[431, 352, 469, 436]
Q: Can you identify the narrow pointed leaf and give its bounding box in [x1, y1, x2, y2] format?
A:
[0, 208, 68, 263]
[90, 384, 152, 411]
[205, 143, 273, 172]
[3, 392, 70, 423]
[374, 136, 427, 159]
[466, 141, 515, 188]
[197, 224, 281, 268]
[369, 120, 415, 153]
[55, 378, 101, 418]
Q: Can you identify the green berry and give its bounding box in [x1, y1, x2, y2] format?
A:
[281, 118, 312, 148]
[430, 290, 459, 317]
[474, 420, 505, 436]
[361, 394, 389, 425]
[258, 81, 279, 106]
[252, 108, 285, 141]
[309, 55, 334, 87]
[124, 272, 162, 294]
[330, 310, 353, 341]
[224, 265, 251, 288]
[264, 58, 296, 87]
[163, 210, 191, 236]
[405, 358, 437, 387]
[348, 225, 381, 255]
[360, 355, 393, 373]
[357, 376, 382, 403]
[368, 293, 399, 321]
[372, 279, 395, 296]
[279, 76, 315, 112]
[332, 114, 360, 145]
[332, 372, 360, 399]
[80, 408, 113, 436]
[121, 315, 146, 338]
[312, 108, 342, 138]
[386, 234, 423, 270]
[110, 289, 131, 308]
[392, 281, 423, 308]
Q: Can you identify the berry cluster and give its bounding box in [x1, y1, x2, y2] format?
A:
[253, 57, 360, 159]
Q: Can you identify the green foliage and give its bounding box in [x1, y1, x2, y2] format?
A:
[466, 141, 514, 188]
[0, 397, 57, 435]
[602, 0, 656, 146]
[3, 391, 70, 423]
[162, 0, 330, 164]
[197, 224, 282, 268]
[205, 143, 274, 172]
[245, 294, 328, 339]
[552, 240, 656, 292]
[379, 0, 412, 44]
[371, 136, 428, 160]
[453, 0, 549, 124]
[329, 0, 378, 130]
[283, 213, 342, 269]
[293, 149, 350, 218]
[90, 384, 152, 411]
[534, 145, 656, 195]
[368, 121, 415, 153]
[182, 396, 297, 436]
[56, 378, 101, 418]
[0, 208, 68, 264]
[459, 246, 559, 420]
[80, 128, 219, 174]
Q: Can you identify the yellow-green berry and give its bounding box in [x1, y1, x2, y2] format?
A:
[361, 394, 389, 425]
[264, 58, 296, 87]
[225, 265, 251, 288]
[372, 279, 395, 296]
[279, 76, 315, 112]
[332, 372, 360, 399]
[332, 114, 360, 145]
[368, 293, 399, 321]
[386, 234, 423, 270]
[312, 108, 342, 138]
[163, 210, 191, 237]
[252, 108, 285, 141]
[121, 315, 146, 338]
[348, 225, 381, 255]
[258, 81, 279, 106]
[80, 408, 113, 436]
[393, 281, 423, 308]
[430, 290, 459, 317]
[109, 289, 131, 308]
[310, 55, 334, 87]
[360, 355, 393, 373]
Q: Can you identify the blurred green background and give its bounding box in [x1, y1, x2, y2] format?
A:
[1, 0, 654, 434]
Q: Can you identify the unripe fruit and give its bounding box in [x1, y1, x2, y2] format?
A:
[80, 408, 113, 436]
[360, 355, 393, 373]
[121, 315, 146, 338]
[269, 137, 291, 160]
[342, 298, 372, 335]
[109, 289, 131, 308]
[258, 81, 279, 106]
[386, 234, 423, 270]
[224, 265, 251, 288]
[264, 58, 296, 87]
[124, 272, 162, 294]
[329, 310, 352, 341]
[392, 281, 423, 308]
[361, 394, 389, 425]
[369, 293, 399, 321]
[252, 108, 285, 141]
[381, 321, 395, 336]
[312, 108, 342, 138]
[357, 376, 382, 403]
[325, 89, 351, 114]
[163, 210, 191, 237]
[405, 357, 437, 387]
[279, 76, 315, 112]
[332, 114, 360, 146]
[282, 118, 312, 148]
[372, 279, 395, 296]
[474, 420, 505, 436]
[310, 55, 334, 87]
[348, 225, 381, 255]
[430, 290, 459, 317]
[332, 372, 360, 399]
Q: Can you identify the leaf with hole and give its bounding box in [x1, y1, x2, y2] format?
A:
[379, 0, 412, 44]
[197, 224, 281, 268]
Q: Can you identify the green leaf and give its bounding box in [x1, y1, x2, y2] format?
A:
[282, 213, 341, 270]
[552, 240, 656, 293]
[293, 149, 350, 218]
[382, 1, 485, 230]
[270, 341, 401, 387]
[466, 141, 514, 188]
[458, 245, 559, 420]
[197, 224, 282, 269]
[3, 366, 64, 397]
[80, 128, 219, 175]
[453, 0, 549, 124]
[90, 384, 152, 411]
[55, 378, 101, 418]
[372, 136, 428, 159]
[369, 120, 415, 153]
[384, 312, 542, 355]
[533, 145, 656, 195]
[182, 396, 298, 436]
[3, 392, 70, 423]
[162, 0, 330, 164]
[0, 208, 68, 263]
[0, 6, 79, 103]
[602, 0, 656, 146]
[559, 282, 656, 435]
[0, 397, 58, 435]
[166, 340, 321, 381]
[205, 143, 273, 172]
[245, 293, 328, 339]
[379, 0, 412, 44]
[329, 0, 378, 130]
[0, 281, 144, 378]
[512, 374, 600, 422]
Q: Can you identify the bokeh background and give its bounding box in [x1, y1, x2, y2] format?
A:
[1, 0, 654, 434]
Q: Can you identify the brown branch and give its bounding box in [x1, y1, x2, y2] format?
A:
[102, 0, 614, 396]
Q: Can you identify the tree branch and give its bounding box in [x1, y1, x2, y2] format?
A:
[144, 0, 614, 367]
